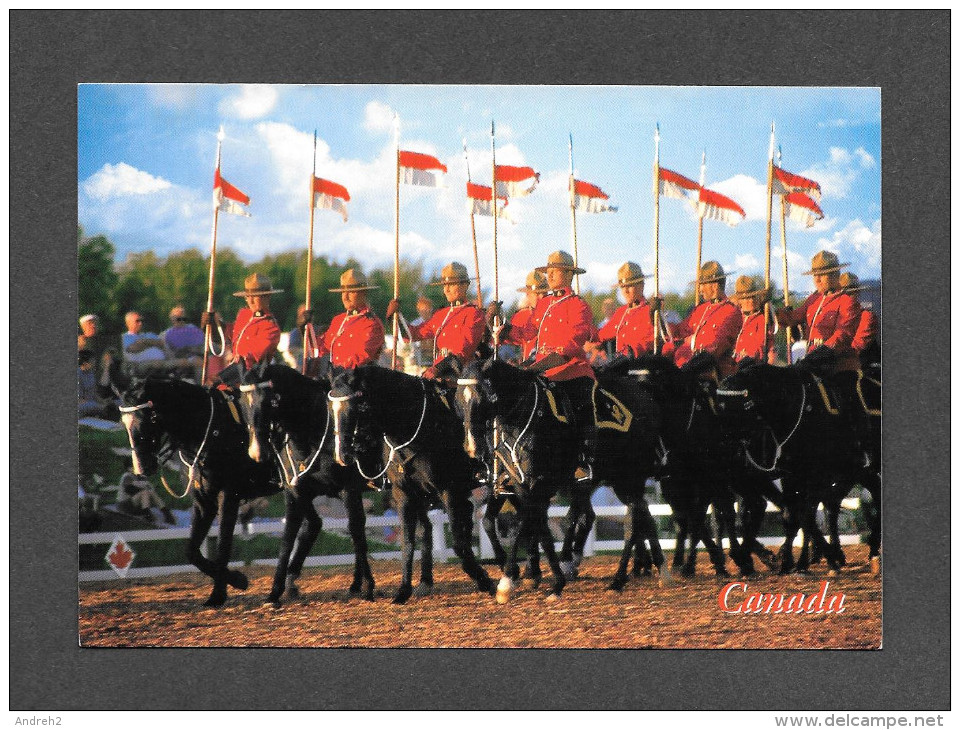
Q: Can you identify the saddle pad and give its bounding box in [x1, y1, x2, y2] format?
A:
[595, 385, 633, 433]
[809, 373, 840, 416]
[857, 371, 881, 417]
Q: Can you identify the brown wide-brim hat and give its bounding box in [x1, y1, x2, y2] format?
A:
[429, 262, 475, 286]
[838, 272, 872, 293]
[803, 250, 850, 276]
[615, 261, 650, 288]
[329, 267, 379, 293]
[691, 260, 731, 285]
[535, 250, 586, 275]
[233, 272, 285, 297]
[517, 270, 548, 293]
[729, 275, 770, 301]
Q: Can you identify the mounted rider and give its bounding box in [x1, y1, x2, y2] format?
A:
[300, 268, 385, 369]
[504, 250, 597, 480]
[840, 272, 879, 369]
[730, 275, 774, 365]
[775, 250, 866, 453]
[387, 261, 487, 379]
[504, 269, 548, 362]
[667, 261, 743, 379]
[202, 272, 283, 385]
[588, 261, 656, 358]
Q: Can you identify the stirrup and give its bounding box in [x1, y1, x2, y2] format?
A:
[575, 464, 593, 483]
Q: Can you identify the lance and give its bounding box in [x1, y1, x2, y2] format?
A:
[462, 138, 484, 307]
[490, 121, 501, 490]
[302, 130, 319, 374]
[391, 114, 401, 370]
[651, 124, 663, 355]
[694, 150, 706, 307]
[763, 123, 776, 356]
[568, 134, 581, 295]
[777, 146, 794, 364]
[201, 126, 225, 385]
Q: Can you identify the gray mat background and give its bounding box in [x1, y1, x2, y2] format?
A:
[10, 10, 949, 710]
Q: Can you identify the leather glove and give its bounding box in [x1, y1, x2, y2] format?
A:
[485, 301, 503, 327]
[296, 309, 313, 328]
[649, 296, 663, 314]
[385, 299, 400, 320]
[200, 311, 221, 330]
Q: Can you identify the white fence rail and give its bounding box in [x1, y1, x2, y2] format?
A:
[79, 498, 864, 582]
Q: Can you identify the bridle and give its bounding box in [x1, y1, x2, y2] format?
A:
[120, 394, 216, 498]
[457, 375, 539, 485]
[329, 378, 429, 482]
[717, 381, 807, 473]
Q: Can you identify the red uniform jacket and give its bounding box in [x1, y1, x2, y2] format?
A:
[513, 288, 595, 381]
[315, 308, 385, 369]
[507, 307, 538, 361]
[670, 296, 742, 378]
[852, 309, 877, 353]
[733, 311, 773, 363]
[232, 308, 281, 368]
[596, 300, 655, 357]
[777, 291, 862, 372]
[408, 302, 487, 365]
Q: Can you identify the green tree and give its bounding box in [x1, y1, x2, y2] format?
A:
[78, 227, 119, 332]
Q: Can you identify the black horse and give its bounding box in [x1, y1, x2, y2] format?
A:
[120, 377, 281, 607]
[455, 357, 666, 600]
[611, 353, 773, 577]
[329, 364, 495, 604]
[235, 362, 376, 606]
[717, 359, 879, 573]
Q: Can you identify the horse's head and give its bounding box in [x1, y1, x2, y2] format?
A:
[454, 358, 503, 460]
[237, 360, 278, 463]
[119, 378, 165, 475]
[328, 366, 369, 467]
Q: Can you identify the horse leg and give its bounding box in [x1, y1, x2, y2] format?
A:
[392, 492, 418, 605]
[266, 490, 303, 607]
[863, 470, 882, 569]
[521, 522, 543, 588]
[720, 495, 753, 576]
[535, 504, 566, 601]
[344, 486, 374, 601]
[824, 496, 846, 570]
[636, 498, 670, 583]
[285, 499, 322, 599]
[185, 493, 221, 602]
[496, 507, 525, 604]
[414, 504, 434, 598]
[741, 489, 776, 569]
[205, 493, 247, 607]
[443, 491, 494, 596]
[481, 495, 508, 568]
[608, 498, 637, 592]
[696, 509, 729, 577]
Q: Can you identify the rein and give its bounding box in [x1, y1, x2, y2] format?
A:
[499, 382, 539, 484]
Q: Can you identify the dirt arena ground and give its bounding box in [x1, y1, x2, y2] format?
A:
[79, 545, 881, 649]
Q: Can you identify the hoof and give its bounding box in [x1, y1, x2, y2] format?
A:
[392, 586, 413, 606]
[681, 564, 696, 577]
[413, 582, 434, 598]
[870, 556, 881, 575]
[559, 561, 578, 580]
[227, 571, 249, 591]
[523, 575, 543, 590]
[285, 576, 301, 600]
[656, 565, 673, 586]
[495, 576, 514, 604]
[263, 598, 282, 610]
[607, 577, 626, 593]
[203, 589, 227, 608]
[545, 592, 561, 603]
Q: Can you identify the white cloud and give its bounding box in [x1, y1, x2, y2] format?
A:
[219, 85, 278, 119]
[709, 174, 767, 221]
[734, 253, 761, 272]
[150, 85, 197, 110]
[364, 101, 396, 133]
[818, 218, 881, 272]
[83, 163, 172, 201]
[855, 147, 876, 169]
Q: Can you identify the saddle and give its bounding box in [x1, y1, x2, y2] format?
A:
[543, 381, 633, 432]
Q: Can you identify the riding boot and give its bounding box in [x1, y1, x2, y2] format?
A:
[576, 421, 598, 482]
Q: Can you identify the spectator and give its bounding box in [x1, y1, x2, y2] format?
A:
[122, 311, 168, 376]
[285, 303, 308, 370]
[410, 295, 436, 367]
[78, 314, 114, 396]
[117, 471, 175, 525]
[78, 349, 116, 419]
[161, 305, 204, 381]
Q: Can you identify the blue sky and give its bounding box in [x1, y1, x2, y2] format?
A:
[78, 84, 880, 303]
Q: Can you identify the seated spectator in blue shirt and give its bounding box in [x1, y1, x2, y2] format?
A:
[122, 311, 167, 375]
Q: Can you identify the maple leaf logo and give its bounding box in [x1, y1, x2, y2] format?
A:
[107, 539, 134, 571]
